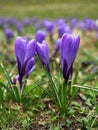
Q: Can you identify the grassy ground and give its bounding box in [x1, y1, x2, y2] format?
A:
[0, 26, 98, 129]
[0, 0, 98, 5]
[0, 1, 98, 19]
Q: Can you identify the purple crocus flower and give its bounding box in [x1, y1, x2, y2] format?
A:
[34, 22, 42, 30]
[36, 40, 50, 72]
[42, 20, 55, 42]
[58, 24, 72, 38]
[43, 20, 54, 33]
[16, 21, 23, 34]
[6, 17, 17, 25]
[32, 17, 38, 24]
[52, 38, 61, 57]
[70, 17, 77, 29]
[4, 28, 14, 42]
[23, 18, 31, 27]
[92, 66, 98, 73]
[14, 37, 36, 89]
[35, 30, 46, 43]
[0, 17, 5, 26]
[57, 19, 66, 26]
[3, 24, 9, 30]
[60, 33, 80, 83]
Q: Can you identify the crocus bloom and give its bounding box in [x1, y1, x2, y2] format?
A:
[57, 19, 66, 26]
[4, 28, 14, 41]
[35, 30, 46, 43]
[70, 18, 77, 29]
[32, 17, 38, 24]
[43, 20, 54, 33]
[92, 66, 98, 73]
[6, 17, 17, 25]
[36, 40, 50, 72]
[0, 17, 5, 26]
[14, 37, 36, 89]
[16, 21, 23, 34]
[23, 18, 31, 27]
[43, 20, 55, 41]
[58, 24, 72, 38]
[52, 38, 61, 57]
[34, 22, 41, 30]
[60, 33, 80, 83]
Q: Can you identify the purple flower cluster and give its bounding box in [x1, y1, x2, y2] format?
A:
[14, 31, 80, 89]
[0, 17, 98, 43]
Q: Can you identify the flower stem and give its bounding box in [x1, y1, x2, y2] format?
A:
[61, 80, 67, 116]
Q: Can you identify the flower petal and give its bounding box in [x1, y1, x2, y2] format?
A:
[36, 40, 50, 72]
[25, 58, 35, 76]
[74, 34, 80, 58]
[61, 33, 74, 71]
[35, 30, 46, 43]
[52, 38, 61, 57]
[14, 36, 27, 69]
[25, 39, 36, 62]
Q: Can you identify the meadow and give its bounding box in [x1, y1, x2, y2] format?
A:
[0, 0, 98, 129]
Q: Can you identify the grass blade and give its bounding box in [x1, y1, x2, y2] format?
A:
[0, 63, 12, 86]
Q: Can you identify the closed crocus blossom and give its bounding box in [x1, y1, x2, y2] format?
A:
[58, 24, 72, 38]
[36, 40, 50, 73]
[35, 30, 46, 43]
[16, 21, 23, 34]
[23, 18, 31, 27]
[60, 33, 80, 83]
[4, 28, 14, 41]
[42, 20, 55, 43]
[14, 37, 36, 89]
[70, 18, 77, 30]
[43, 20, 54, 33]
[52, 38, 61, 57]
[32, 17, 38, 24]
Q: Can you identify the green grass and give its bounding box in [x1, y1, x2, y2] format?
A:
[0, 3, 98, 19]
[0, 0, 98, 5]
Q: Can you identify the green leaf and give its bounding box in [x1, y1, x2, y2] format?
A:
[80, 72, 97, 86]
[11, 86, 21, 102]
[0, 81, 12, 95]
[92, 91, 98, 114]
[23, 80, 49, 98]
[0, 63, 12, 86]
[44, 69, 61, 109]
[38, 84, 54, 98]
[20, 79, 27, 97]
[72, 84, 98, 92]
[61, 80, 67, 115]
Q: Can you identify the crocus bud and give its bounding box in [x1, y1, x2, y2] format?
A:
[36, 40, 50, 73]
[58, 24, 72, 38]
[60, 33, 80, 83]
[4, 28, 14, 42]
[14, 37, 36, 89]
[52, 38, 61, 57]
[35, 30, 46, 43]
